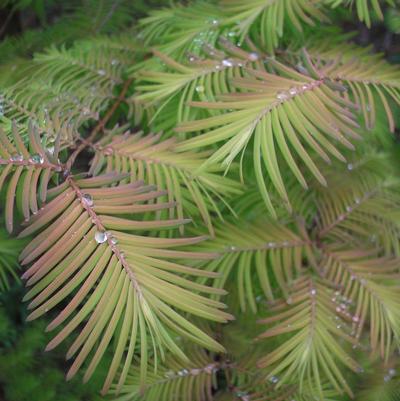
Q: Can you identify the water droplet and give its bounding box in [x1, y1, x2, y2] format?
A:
[389, 368, 396, 376]
[46, 146, 55, 155]
[296, 63, 308, 75]
[268, 242, 276, 248]
[178, 369, 189, 376]
[195, 85, 204, 93]
[30, 154, 44, 164]
[83, 107, 91, 116]
[95, 231, 108, 244]
[310, 288, 317, 296]
[222, 59, 234, 67]
[336, 306, 341, 312]
[10, 153, 23, 162]
[384, 374, 391, 382]
[269, 375, 279, 384]
[209, 19, 219, 26]
[286, 297, 293, 305]
[354, 197, 361, 204]
[347, 163, 353, 171]
[228, 31, 236, 37]
[336, 324, 342, 329]
[346, 205, 353, 212]
[98, 69, 106, 76]
[248, 52, 259, 61]
[301, 84, 309, 90]
[229, 245, 237, 251]
[82, 193, 93, 206]
[110, 237, 118, 245]
[276, 91, 288, 101]
[289, 87, 298, 96]
[111, 59, 119, 66]
[352, 315, 359, 323]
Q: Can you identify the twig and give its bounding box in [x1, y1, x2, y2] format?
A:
[65, 77, 133, 171]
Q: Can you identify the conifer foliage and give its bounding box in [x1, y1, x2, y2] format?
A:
[0, 0, 400, 400]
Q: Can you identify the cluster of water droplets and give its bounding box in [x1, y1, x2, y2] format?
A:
[335, 194, 367, 222]
[384, 368, 397, 382]
[226, 240, 300, 254]
[276, 81, 320, 102]
[164, 363, 218, 380]
[9, 153, 45, 165]
[330, 291, 362, 335]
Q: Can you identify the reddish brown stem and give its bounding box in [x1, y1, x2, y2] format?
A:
[65, 77, 133, 171]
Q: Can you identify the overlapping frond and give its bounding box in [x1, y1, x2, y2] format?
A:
[0, 228, 27, 292]
[18, 172, 232, 393]
[325, 0, 395, 28]
[317, 157, 400, 255]
[0, 122, 62, 233]
[1, 36, 138, 143]
[132, 45, 254, 129]
[195, 217, 312, 310]
[0, 0, 136, 63]
[354, 359, 400, 401]
[257, 277, 361, 399]
[224, 369, 340, 401]
[220, 0, 328, 53]
[319, 245, 400, 358]
[89, 130, 241, 234]
[175, 54, 360, 215]
[137, 2, 226, 59]
[113, 346, 217, 401]
[386, 7, 400, 33]
[318, 55, 400, 133]
[280, 41, 400, 133]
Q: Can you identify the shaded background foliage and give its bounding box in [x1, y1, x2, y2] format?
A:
[0, 1, 399, 401]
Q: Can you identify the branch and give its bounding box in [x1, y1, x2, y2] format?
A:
[65, 77, 133, 171]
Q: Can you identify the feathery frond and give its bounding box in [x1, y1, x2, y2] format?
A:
[0, 122, 62, 233]
[1, 36, 138, 143]
[325, 0, 395, 28]
[175, 53, 360, 215]
[257, 277, 361, 398]
[0, 228, 27, 292]
[113, 346, 217, 401]
[18, 173, 232, 393]
[89, 130, 242, 234]
[220, 0, 328, 54]
[195, 217, 312, 310]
